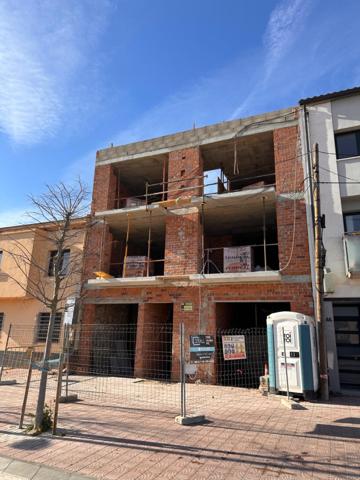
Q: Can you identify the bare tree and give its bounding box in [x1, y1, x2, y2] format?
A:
[4, 180, 92, 431]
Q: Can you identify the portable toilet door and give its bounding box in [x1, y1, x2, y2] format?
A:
[267, 311, 318, 399]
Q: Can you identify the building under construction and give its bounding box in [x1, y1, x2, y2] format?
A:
[80, 106, 314, 385]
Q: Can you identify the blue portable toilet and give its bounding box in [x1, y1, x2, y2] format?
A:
[266, 311, 319, 400]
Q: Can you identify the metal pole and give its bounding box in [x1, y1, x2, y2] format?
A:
[145, 181, 148, 206]
[52, 353, 64, 435]
[65, 326, 70, 398]
[262, 196, 267, 271]
[147, 211, 152, 277]
[0, 323, 12, 382]
[282, 327, 290, 400]
[312, 143, 329, 401]
[179, 322, 186, 418]
[123, 215, 130, 277]
[19, 350, 34, 429]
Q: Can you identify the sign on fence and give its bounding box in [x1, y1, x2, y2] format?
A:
[222, 335, 247, 360]
[223, 246, 253, 273]
[64, 297, 77, 325]
[189, 335, 215, 363]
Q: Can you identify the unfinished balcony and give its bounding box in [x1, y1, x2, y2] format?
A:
[201, 130, 275, 197]
[198, 187, 281, 284]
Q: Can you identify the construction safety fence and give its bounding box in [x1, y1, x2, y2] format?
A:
[0, 322, 268, 426]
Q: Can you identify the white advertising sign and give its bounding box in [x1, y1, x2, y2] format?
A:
[222, 335, 247, 360]
[64, 297, 77, 325]
[223, 246, 252, 273]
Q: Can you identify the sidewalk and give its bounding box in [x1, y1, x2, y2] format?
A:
[0, 382, 359, 479]
[0, 455, 93, 480]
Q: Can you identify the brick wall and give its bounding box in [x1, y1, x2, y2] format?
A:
[164, 210, 202, 275]
[164, 147, 204, 276]
[81, 281, 313, 380]
[92, 162, 117, 213]
[82, 221, 113, 280]
[167, 147, 203, 199]
[274, 126, 311, 276]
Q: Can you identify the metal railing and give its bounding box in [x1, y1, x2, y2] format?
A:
[204, 244, 279, 274]
[112, 172, 275, 210]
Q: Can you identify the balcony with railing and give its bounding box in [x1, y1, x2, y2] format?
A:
[343, 232, 360, 277]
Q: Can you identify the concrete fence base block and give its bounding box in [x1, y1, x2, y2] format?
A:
[175, 414, 205, 425]
[281, 398, 305, 410]
[59, 394, 79, 403]
[0, 380, 17, 386]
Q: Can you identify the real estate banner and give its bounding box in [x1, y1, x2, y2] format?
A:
[223, 246, 252, 273]
[189, 335, 215, 363]
[222, 335, 247, 360]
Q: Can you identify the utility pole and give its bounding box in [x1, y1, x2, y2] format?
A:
[312, 143, 329, 401]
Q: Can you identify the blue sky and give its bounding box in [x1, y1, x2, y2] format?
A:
[1, 0, 360, 226]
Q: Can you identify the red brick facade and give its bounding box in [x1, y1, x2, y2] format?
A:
[79, 125, 314, 382]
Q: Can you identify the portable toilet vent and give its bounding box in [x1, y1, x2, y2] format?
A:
[266, 311, 319, 400]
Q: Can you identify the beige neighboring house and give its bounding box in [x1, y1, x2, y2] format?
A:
[0, 218, 87, 352]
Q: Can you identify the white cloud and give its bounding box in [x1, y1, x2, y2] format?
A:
[0, 0, 110, 145]
[231, 0, 310, 118]
[264, 0, 310, 78]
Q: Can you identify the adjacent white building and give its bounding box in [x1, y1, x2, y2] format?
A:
[299, 87, 360, 393]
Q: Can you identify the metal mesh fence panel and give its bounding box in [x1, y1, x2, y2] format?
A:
[0, 321, 268, 428]
[185, 327, 268, 416]
[66, 323, 180, 413]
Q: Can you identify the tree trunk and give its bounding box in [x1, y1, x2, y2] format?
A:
[34, 309, 57, 430]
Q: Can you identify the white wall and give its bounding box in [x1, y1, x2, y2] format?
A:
[305, 98, 360, 299]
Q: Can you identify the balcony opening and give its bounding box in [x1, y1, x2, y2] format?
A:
[201, 130, 275, 196]
[112, 154, 168, 209]
[108, 213, 165, 278]
[202, 192, 279, 274]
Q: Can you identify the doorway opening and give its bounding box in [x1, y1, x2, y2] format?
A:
[92, 303, 138, 377]
[215, 302, 290, 387]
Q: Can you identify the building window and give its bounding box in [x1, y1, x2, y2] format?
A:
[335, 130, 360, 159]
[344, 212, 360, 233]
[36, 313, 62, 342]
[0, 313, 4, 331]
[0, 250, 3, 269]
[48, 249, 70, 276]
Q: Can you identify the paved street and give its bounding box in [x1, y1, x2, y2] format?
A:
[0, 380, 359, 479]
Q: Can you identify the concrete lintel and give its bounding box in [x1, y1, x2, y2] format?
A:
[95, 203, 165, 219]
[87, 277, 161, 289]
[86, 271, 282, 289]
[190, 271, 282, 284]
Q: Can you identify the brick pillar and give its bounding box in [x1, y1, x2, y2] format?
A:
[164, 147, 203, 276]
[167, 147, 203, 199]
[92, 162, 117, 213]
[74, 303, 96, 374]
[274, 126, 311, 277]
[171, 298, 216, 383]
[164, 210, 202, 275]
[83, 222, 113, 280]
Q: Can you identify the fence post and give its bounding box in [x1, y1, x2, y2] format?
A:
[0, 323, 12, 384]
[175, 322, 205, 425]
[52, 353, 64, 435]
[180, 322, 186, 418]
[19, 350, 34, 429]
